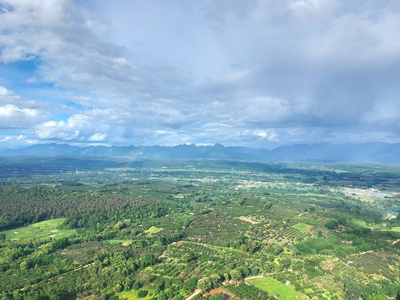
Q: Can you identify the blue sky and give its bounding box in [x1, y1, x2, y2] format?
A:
[1, 0, 400, 148]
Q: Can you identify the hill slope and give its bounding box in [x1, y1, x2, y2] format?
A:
[1, 142, 400, 162]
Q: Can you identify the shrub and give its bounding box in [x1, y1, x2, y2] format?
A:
[138, 290, 149, 298]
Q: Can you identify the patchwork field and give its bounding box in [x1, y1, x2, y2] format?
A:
[0, 160, 399, 299]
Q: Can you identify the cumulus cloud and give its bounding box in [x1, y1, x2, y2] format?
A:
[35, 109, 116, 141]
[0, 134, 37, 146]
[0, 86, 47, 129]
[89, 133, 108, 141]
[0, 0, 190, 102]
[1, 0, 400, 147]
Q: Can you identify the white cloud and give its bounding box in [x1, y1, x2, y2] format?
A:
[0, 136, 12, 142]
[0, 104, 38, 117]
[254, 130, 278, 141]
[36, 120, 81, 140]
[89, 132, 108, 141]
[0, 86, 47, 129]
[0, 134, 37, 146]
[0, 0, 191, 104]
[1, 0, 400, 146]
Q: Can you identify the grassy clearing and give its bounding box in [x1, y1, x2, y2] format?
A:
[2, 218, 76, 241]
[238, 216, 260, 224]
[116, 289, 154, 299]
[173, 194, 185, 199]
[250, 277, 303, 300]
[390, 227, 400, 232]
[103, 239, 133, 246]
[183, 240, 244, 254]
[144, 226, 163, 235]
[293, 223, 311, 233]
[352, 219, 368, 227]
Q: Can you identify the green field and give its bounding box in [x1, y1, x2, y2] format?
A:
[116, 289, 154, 299]
[352, 219, 368, 227]
[2, 218, 76, 240]
[250, 277, 303, 300]
[173, 194, 185, 199]
[103, 239, 133, 245]
[144, 226, 163, 235]
[390, 227, 400, 232]
[293, 223, 310, 233]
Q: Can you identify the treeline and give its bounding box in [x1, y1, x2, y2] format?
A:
[227, 284, 269, 300]
[0, 229, 189, 299]
[0, 184, 172, 230]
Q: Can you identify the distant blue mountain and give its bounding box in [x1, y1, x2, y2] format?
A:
[1, 142, 400, 163]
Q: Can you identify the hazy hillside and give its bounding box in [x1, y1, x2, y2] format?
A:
[1, 142, 400, 163]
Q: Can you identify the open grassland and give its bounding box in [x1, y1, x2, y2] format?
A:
[250, 277, 303, 299]
[293, 223, 311, 233]
[2, 218, 76, 240]
[103, 239, 133, 246]
[144, 226, 163, 235]
[173, 194, 185, 199]
[116, 289, 154, 299]
[352, 218, 368, 227]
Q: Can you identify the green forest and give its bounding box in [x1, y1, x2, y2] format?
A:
[0, 158, 399, 300]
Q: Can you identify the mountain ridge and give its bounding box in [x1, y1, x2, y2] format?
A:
[1, 142, 400, 163]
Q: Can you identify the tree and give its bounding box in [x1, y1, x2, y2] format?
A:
[325, 220, 339, 230]
[344, 278, 361, 300]
[237, 266, 250, 277]
[209, 274, 221, 288]
[141, 253, 156, 267]
[158, 292, 168, 300]
[274, 244, 283, 254]
[230, 269, 242, 282]
[20, 261, 28, 270]
[251, 267, 259, 276]
[198, 277, 212, 291]
[13, 290, 23, 300]
[133, 281, 142, 290]
[210, 294, 226, 300]
[137, 290, 148, 298]
[366, 294, 388, 300]
[264, 201, 272, 210]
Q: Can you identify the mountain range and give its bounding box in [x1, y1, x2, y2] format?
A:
[1, 142, 400, 163]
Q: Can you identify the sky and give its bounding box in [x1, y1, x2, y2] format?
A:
[0, 0, 400, 148]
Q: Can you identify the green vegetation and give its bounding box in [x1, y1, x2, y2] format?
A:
[144, 226, 163, 235]
[103, 239, 134, 245]
[293, 223, 311, 233]
[250, 277, 303, 299]
[2, 218, 76, 240]
[0, 158, 399, 299]
[227, 283, 269, 299]
[117, 289, 154, 299]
